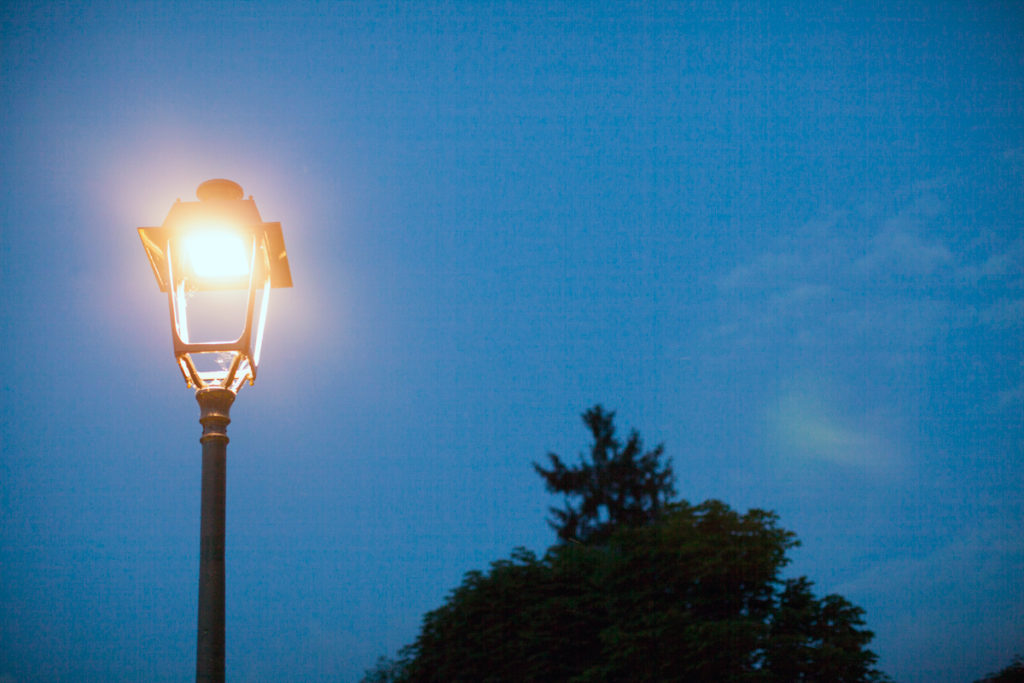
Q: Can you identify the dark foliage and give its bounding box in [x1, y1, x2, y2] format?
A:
[581, 501, 795, 682]
[533, 405, 675, 544]
[361, 655, 406, 683]
[764, 577, 883, 682]
[397, 546, 605, 682]
[976, 655, 1024, 683]
[363, 407, 888, 683]
[371, 502, 887, 683]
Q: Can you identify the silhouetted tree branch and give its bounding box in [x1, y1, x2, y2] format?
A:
[533, 405, 675, 543]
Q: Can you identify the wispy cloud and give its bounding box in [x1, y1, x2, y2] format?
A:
[712, 179, 1023, 361]
[766, 387, 900, 474]
[714, 175, 1022, 488]
[836, 521, 1024, 679]
[855, 227, 953, 276]
[717, 251, 811, 290]
[837, 522, 1023, 599]
[995, 380, 1023, 411]
[954, 238, 1024, 283]
[977, 297, 1024, 328]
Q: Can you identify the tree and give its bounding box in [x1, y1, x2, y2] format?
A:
[533, 405, 675, 544]
[585, 500, 797, 682]
[377, 501, 887, 682]
[397, 547, 605, 682]
[361, 655, 407, 683]
[364, 407, 889, 682]
[765, 577, 883, 682]
[975, 655, 1024, 683]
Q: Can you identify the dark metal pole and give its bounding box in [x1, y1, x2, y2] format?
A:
[195, 387, 235, 683]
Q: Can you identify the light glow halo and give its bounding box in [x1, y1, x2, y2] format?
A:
[181, 226, 251, 280]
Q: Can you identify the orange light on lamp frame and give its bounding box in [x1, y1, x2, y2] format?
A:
[138, 179, 292, 392]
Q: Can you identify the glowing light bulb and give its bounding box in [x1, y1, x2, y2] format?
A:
[183, 228, 250, 279]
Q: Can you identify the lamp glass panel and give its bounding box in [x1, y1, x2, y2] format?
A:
[189, 351, 241, 376]
[181, 289, 250, 343]
[251, 274, 271, 367]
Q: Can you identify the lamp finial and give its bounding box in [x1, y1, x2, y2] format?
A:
[196, 179, 244, 201]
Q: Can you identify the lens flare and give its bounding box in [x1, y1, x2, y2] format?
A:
[183, 228, 250, 279]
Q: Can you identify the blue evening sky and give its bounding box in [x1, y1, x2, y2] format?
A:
[2, 2, 1021, 681]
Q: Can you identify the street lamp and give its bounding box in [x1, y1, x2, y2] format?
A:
[138, 179, 292, 683]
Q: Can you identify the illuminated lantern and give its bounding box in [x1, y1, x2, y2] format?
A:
[138, 179, 292, 391]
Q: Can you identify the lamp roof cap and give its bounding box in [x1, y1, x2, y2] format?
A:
[196, 179, 244, 201]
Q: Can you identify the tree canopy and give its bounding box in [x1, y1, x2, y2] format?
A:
[364, 406, 888, 682]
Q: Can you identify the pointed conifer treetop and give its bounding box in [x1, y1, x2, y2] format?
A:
[533, 405, 676, 544]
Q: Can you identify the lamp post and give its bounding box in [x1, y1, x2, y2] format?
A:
[138, 179, 292, 682]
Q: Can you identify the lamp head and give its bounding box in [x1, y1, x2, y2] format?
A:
[137, 180, 292, 392]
